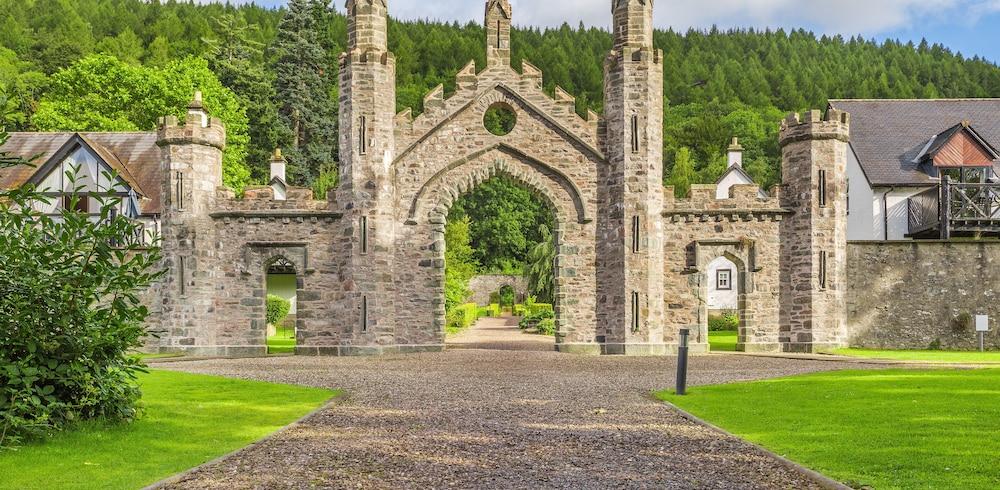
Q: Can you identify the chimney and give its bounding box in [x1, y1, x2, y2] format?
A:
[270, 148, 287, 182]
[727, 137, 744, 168]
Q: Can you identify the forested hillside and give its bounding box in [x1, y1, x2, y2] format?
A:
[2, 0, 998, 190]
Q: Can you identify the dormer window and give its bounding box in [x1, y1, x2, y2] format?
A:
[918, 121, 999, 184]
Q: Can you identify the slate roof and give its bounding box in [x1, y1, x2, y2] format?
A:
[0, 132, 162, 214]
[828, 99, 1000, 186]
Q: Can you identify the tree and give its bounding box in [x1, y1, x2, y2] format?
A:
[448, 177, 555, 273]
[0, 137, 163, 447]
[270, 0, 337, 185]
[95, 28, 144, 64]
[31, 55, 252, 192]
[204, 14, 282, 183]
[667, 147, 696, 198]
[444, 216, 477, 312]
[524, 224, 556, 303]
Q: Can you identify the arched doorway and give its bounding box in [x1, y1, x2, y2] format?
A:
[265, 256, 299, 355]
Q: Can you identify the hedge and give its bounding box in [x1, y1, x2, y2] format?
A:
[527, 303, 554, 316]
[446, 303, 479, 333]
[266, 295, 291, 326]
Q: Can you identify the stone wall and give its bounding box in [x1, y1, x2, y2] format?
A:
[847, 241, 1000, 350]
[467, 275, 528, 305]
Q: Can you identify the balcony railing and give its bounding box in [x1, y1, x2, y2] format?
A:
[908, 177, 1000, 238]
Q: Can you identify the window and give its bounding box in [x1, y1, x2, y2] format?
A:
[818, 170, 827, 207]
[175, 171, 185, 210]
[496, 20, 502, 48]
[359, 116, 368, 155]
[846, 178, 850, 215]
[63, 194, 89, 213]
[361, 295, 369, 332]
[631, 292, 640, 333]
[630, 115, 640, 153]
[360, 216, 369, 254]
[631, 216, 640, 253]
[819, 251, 828, 289]
[716, 269, 732, 291]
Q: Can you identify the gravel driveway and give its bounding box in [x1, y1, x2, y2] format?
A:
[155, 319, 865, 489]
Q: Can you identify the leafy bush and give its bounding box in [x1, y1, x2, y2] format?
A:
[513, 304, 526, 316]
[266, 295, 291, 326]
[536, 318, 556, 336]
[519, 307, 555, 331]
[446, 303, 479, 334]
[489, 292, 501, 306]
[709, 311, 740, 331]
[487, 304, 502, 317]
[499, 285, 516, 308]
[0, 149, 163, 448]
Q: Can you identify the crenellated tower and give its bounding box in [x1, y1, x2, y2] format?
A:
[338, 0, 398, 349]
[598, 0, 667, 354]
[156, 92, 229, 354]
[779, 109, 851, 352]
[485, 0, 512, 67]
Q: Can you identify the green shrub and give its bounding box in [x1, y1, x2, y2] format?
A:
[536, 318, 556, 336]
[518, 307, 555, 330]
[446, 303, 479, 334]
[709, 311, 740, 331]
[527, 303, 554, 317]
[513, 304, 526, 316]
[487, 303, 502, 317]
[266, 295, 292, 326]
[489, 292, 501, 306]
[0, 154, 164, 448]
[499, 285, 516, 308]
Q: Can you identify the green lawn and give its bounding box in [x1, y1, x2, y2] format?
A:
[267, 337, 296, 354]
[657, 369, 1000, 489]
[0, 370, 336, 490]
[709, 330, 738, 352]
[827, 348, 1000, 364]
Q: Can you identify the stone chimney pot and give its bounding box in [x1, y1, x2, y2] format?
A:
[727, 137, 744, 168]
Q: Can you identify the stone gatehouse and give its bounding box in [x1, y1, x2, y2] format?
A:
[130, 0, 853, 356]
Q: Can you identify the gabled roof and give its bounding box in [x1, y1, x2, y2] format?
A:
[715, 164, 768, 198]
[917, 122, 999, 167]
[0, 132, 162, 214]
[828, 99, 1000, 186]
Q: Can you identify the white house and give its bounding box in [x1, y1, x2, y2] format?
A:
[704, 138, 762, 312]
[0, 132, 162, 244]
[831, 99, 1000, 240]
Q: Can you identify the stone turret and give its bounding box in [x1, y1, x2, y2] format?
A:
[485, 0, 512, 67]
[597, 0, 667, 355]
[779, 109, 851, 352]
[338, 0, 398, 349]
[155, 91, 230, 355]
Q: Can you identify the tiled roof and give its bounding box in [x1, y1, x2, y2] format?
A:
[0, 132, 162, 214]
[828, 99, 1000, 186]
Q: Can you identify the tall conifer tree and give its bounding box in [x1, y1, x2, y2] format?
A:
[270, 0, 336, 185]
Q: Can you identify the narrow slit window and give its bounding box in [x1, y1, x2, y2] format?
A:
[360, 216, 369, 254]
[179, 256, 186, 295]
[819, 251, 828, 289]
[175, 171, 184, 210]
[632, 216, 640, 253]
[630, 115, 640, 153]
[631, 292, 640, 333]
[361, 295, 368, 332]
[359, 116, 367, 155]
[496, 20, 501, 48]
[818, 170, 827, 207]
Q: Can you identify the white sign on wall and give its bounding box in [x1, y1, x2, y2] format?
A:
[976, 315, 990, 332]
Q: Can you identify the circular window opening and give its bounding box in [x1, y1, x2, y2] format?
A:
[484, 103, 516, 136]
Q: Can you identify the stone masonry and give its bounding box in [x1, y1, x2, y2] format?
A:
[147, 0, 852, 356]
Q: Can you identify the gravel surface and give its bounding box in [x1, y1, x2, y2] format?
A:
[155, 318, 870, 489]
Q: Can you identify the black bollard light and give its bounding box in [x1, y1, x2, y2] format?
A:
[676, 328, 690, 395]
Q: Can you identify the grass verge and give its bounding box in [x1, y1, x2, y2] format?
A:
[267, 337, 296, 354]
[0, 370, 336, 490]
[709, 330, 738, 352]
[657, 369, 1000, 489]
[826, 348, 1000, 364]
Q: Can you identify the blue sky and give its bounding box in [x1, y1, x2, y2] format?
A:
[211, 0, 1000, 63]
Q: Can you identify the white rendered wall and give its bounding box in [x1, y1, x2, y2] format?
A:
[872, 186, 932, 240]
[847, 149, 876, 240]
[706, 256, 738, 311]
[716, 170, 754, 199]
